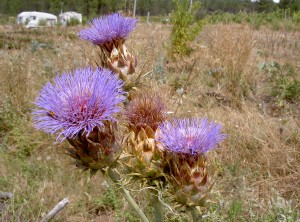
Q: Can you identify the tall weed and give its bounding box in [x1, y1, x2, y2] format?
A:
[169, 0, 203, 58]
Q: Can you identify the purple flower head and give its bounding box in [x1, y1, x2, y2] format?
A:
[33, 67, 125, 141]
[155, 118, 226, 155]
[78, 13, 138, 45]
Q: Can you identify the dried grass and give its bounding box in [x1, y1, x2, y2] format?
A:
[0, 22, 299, 221]
[201, 24, 257, 101]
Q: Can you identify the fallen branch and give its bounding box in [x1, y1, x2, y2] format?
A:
[0, 192, 13, 200]
[40, 198, 69, 222]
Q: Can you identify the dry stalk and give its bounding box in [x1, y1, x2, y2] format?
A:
[40, 198, 69, 222]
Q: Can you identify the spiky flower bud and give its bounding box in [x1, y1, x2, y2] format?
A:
[120, 93, 166, 184]
[78, 13, 139, 91]
[155, 118, 226, 206]
[33, 67, 125, 173]
[125, 92, 166, 134]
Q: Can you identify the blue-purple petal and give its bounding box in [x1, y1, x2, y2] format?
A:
[155, 118, 226, 155]
[78, 13, 137, 45]
[32, 67, 125, 141]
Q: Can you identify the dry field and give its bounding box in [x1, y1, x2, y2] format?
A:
[0, 21, 299, 221]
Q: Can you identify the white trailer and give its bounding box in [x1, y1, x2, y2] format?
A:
[17, 11, 57, 28]
[59, 11, 82, 26]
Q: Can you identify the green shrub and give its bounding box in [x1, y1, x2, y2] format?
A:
[261, 62, 300, 102]
[204, 10, 299, 31]
[169, 0, 203, 57]
[292, 11, 300, 23]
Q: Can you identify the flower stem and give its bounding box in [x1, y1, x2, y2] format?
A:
[107, 167, 149, 222]
[152, 190, 164, 222]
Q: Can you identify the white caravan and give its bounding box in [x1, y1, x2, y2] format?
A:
[17, 11, 57, 28]
[59, 11, 82, 26]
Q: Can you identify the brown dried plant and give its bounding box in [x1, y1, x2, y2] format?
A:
[204, 24, 257, 101]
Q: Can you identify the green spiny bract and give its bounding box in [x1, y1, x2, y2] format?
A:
[100, 41, 139, 92]
[162, 152, 213, 207]
[65, 121, 120, 175]
[120, 126, 165, 186]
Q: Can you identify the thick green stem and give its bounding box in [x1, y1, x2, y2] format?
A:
[152, 190, 164, 222]
[107, 167, 149, 222]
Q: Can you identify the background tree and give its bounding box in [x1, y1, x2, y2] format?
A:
[256, 0, 277, 12]
[279, 0, 300, 12]
[1, 0, 293, 17]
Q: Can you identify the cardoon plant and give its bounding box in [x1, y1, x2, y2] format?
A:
[155, 118, 226, 207]
[33, 67, 125, 172]
[33, 66, 149, 221]
[79, 13, 139, 91]
[32, 12, 227, 222]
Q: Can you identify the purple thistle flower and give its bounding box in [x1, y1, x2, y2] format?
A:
[155, 118, 226, 155]
[33, 67, 125, 141]
[78, 13, 137, 45]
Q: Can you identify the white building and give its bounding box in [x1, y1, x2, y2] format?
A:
[59, 11, 82, 26]
[17, 11, 57, 28]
